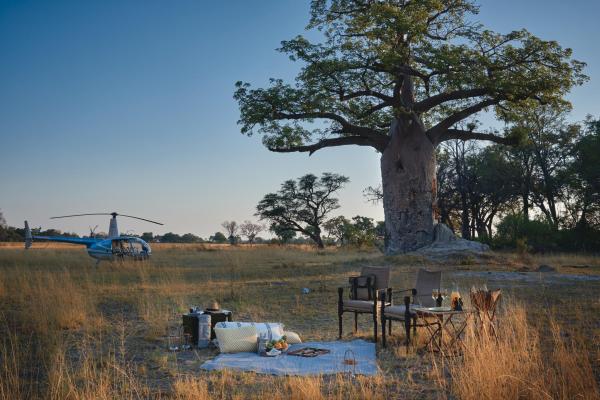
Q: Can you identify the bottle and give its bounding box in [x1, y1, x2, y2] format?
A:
[197, 314, 211, 348]
[451, 283, 461, 311]
[258, 332, 269, 355]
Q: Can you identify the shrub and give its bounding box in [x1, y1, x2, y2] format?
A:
[494, 213, 558, 252]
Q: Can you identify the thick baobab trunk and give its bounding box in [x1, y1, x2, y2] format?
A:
[381, 118, 436, 254]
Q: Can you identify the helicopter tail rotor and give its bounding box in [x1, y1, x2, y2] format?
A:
[24, 221, 32, 249]
[89, 225, 99, 238]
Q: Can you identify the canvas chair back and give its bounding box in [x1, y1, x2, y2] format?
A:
[414, 269, 442, 307]
[351, 266, 390, 300]
[360, 266, 390, 290]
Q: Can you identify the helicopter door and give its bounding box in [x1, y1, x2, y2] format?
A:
[111, 239, 126, 258]
[129, 240, 143, 257]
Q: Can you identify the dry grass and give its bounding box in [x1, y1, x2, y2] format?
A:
[0, 244, 598, 399]
[434, 302, 599, 399]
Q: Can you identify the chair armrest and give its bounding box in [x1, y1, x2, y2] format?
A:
[375, 287, 394, 302]
[390, 288, 417, 304]
[394, 287, 417, 294]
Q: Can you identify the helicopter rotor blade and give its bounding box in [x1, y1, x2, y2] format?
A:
[50, 212, 163, 225]
[118, 214, 164, 225]
[51, 213, 111, 219]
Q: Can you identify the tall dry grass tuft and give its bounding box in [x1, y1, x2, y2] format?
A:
[0, 267, 100, 399]
[172, 377, 211, 400]
[440, 303, 599, 399]
[171, 374, 393, 400]
[45, 333, 155, 399]
[4, 269, 91, 334]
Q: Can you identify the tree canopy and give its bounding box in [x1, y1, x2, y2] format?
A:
[235, 0, 587, 155]
[256, 173, 349, 248]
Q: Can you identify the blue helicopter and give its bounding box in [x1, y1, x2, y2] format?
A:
[25, 212, 163, 265]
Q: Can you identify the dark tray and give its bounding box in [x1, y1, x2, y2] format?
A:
[287, 347, 331, 357]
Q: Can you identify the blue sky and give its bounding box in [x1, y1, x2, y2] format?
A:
[1, 0, 598, 238]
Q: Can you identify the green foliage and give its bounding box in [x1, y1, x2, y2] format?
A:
[235, 0, 586, 153]
[269, 223, 297, 244]
[323, 215, 350, 244]
[159, 232, 203, 243]
[209, 232, 228, 243]
[494, 213, 557, 251]
[346, 216, 378, 247]
[567, 116, 600, 229]
[256, 173, 349, 248]
[0, 225, 23, 242]
[324, 215, 378, 247]
[436, 141, 519, 237]
[141, 232, 154, 242]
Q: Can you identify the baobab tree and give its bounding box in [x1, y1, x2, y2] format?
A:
[235, 0, 586, 254]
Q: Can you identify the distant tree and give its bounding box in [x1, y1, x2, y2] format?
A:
[221, 221, 238, 245]
[503, 105, 581, 228]
[0, 211, 23, 242]
[566, 116, 600, 229]
[270, 223, 297, 244]
[325, 215, 377, 246]
[235, 0, 586, 254]
[468, 145, 520, 237]
[160, 232, 181, 243]
[436, 142, 520, 239]
[239, 220, 264, 244]
[141, 232, 154, 242]
[348, 216, 377, 247]
[181, 233, 203, 243]
[438, 138, 484, 239]
[256, 173, 348, 248]
[362, 186, 383, 204]
[34, 228, 79, 238]
[435, 148, 460, 232]
[209, 231, 228, 243]
[324, 216, 351, 244]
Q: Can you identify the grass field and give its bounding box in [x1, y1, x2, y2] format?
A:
[0, 243, 599, 399]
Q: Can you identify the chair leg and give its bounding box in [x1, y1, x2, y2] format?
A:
[403, 296, 411, 348]
[354, 312, 358, 333]
[388, 319, 392, 335]
[338, 312, 343, 339]
[404, 317, 411, 347]
[373, 311, 378, 342]
[381, 317, 386, 347]
[338, 288, 343, 339]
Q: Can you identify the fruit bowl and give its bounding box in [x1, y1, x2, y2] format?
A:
[266, 336, 289, 354]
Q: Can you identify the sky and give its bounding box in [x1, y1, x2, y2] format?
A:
[1, 0, 598, 238]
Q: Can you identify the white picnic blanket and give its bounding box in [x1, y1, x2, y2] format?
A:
[201, 339, 378, 376]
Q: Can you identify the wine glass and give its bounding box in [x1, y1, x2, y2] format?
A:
[441, 288, 449, 306]
[432, 289, 439, 304]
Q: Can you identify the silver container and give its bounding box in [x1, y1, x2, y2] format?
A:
[197, 314, 211, 348]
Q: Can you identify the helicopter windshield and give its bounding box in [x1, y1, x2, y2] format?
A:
[111, 238, 150, 260]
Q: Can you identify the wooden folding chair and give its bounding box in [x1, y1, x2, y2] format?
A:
[470, 288, 501, 339]
[337, 266, 392, 341]
[380, 269, 442, 348]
